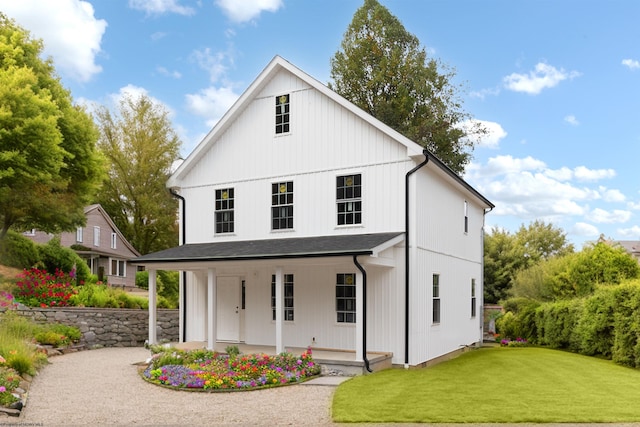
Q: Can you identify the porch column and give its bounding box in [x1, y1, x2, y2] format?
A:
[148, 269, 157, 345]
[207, 269, 217, 350]
[355, 269, 364, 361]
[275, 266, 284, 354]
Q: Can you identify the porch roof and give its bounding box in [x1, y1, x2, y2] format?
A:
[132, 232, 404, 265]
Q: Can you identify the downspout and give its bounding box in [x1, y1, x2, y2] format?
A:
[353, 255, 372, 373]
[169, 188, 187, 342]
[404, 150, 429, 367]
[480, 206, 494, 344]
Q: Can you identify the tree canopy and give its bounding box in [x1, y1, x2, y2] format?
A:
[329, 0, 483, 174]
[0, 13, 103, 239]
[484, 220, 574, 303]
[95, 94, 181, 255]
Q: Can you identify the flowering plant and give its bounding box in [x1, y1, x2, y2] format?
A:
[143, 347, 321, 390]
[0, 366, 20, 407]
[15, 268, 77, 308]
[0, 291, 16, 310]
[500, 337, 528, 347]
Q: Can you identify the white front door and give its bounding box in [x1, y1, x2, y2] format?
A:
[217, 277, 240, 342]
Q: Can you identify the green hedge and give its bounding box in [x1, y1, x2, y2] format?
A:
[498, 279, 640, 368]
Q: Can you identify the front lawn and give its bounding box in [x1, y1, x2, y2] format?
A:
[333, 347, 640, 423]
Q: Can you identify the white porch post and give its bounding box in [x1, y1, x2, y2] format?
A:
[207, 269, 217, 350]
[148, 269, 157, 345]
[178, 271, 184, 343]
[355, 269, 364, 361]
[275, 266, 284, 354]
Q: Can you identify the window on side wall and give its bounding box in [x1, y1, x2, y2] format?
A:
[337, 174, 362, 226]
[215, 188, 235, 234]
[271, 274, 294, 321]
[111, 259, 125, 277]
[76, 227, 83, 243]
[471, 278, 476, 318]
[93, 226, 100, 247]
[271, 181, 293, 230]
[275, 94, 290, 134]
[433, 274, 441, 324]
[464, 200, 469, 234]
[111, 233, 117, 249]
[336, 273, 356, 323]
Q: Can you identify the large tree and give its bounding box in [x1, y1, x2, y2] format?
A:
[0, 13, 103, 239]
[95, 94, 181, 255]
[329, 0, 483, 174]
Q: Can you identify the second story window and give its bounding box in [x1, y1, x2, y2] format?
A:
[275, 94, 290, 134]
[215, 188, 234, 234]
[93, 226, 100, 247]
[76, 227, 83, 243]
[111, 233, 117, 249]
[464, 200, 469, 233]
[337, 174, 362, 225]
[272, 181, 293, 230]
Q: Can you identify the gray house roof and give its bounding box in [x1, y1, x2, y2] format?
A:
[132, 232, 403, 265]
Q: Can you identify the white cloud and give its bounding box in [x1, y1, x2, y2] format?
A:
[469, 87, 500, 100]
[458, 120, 507, 149]
[0, 0, 107, 82]
[564, 115, 579, 126]
[503, 62, 581, 95]
[215, 0, 283, 23]
[622, 59, 640, 70]
[544, 167, 573, 182]
[628, 200, 640, 211]
[128, 0, 195, 16]
[574, 166, 616, 182]
[157, 66, 182, 79]
[617, 225, 640, 238]
[599, 186, 626, 203]
[586, 208, 631, 224]
[191, 48, 231, 83]
[185, 86, 240, 127]
[572, 222, 600, 238]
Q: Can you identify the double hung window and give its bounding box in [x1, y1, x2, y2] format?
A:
[271, 182, 293, 230]
[215, 188, 235, 234]
[271, 274, 294, 321]
[337, 174, 362, 225]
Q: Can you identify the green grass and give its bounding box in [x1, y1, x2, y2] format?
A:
[333, 347, 640, 423]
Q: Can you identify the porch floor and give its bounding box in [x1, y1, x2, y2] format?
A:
[171, 341, 393, 375]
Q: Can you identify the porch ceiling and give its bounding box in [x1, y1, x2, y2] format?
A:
[132, 232, 404, 268]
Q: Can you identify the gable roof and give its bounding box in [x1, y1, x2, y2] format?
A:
[84, 204, 141, 257]
[168, 55, 493, 209]
[132, 232, 403, 266]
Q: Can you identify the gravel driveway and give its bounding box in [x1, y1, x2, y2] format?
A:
[20, 347, 335, 426]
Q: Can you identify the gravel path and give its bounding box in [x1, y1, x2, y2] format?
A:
[20, 347, 335, 426]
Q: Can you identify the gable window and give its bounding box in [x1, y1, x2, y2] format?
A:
[471, 278, 477, 318]
[215, 188, 235, 234]
[336, 273, 356, 323]
[337, 174, 362, 225]
[464, 200, 469, 233]
[93, 226, 100, 247]
[76, 227, 83, 243]
[433, 274, 441, 324]
[275, 94, 290, 134]
[271, 181, 293, 230]
[271, 274, 294, 321]
[111, 233, 117, 249]
[111, 259, 125, 277]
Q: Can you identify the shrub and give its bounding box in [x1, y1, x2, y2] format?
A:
[611, 281, 640, 367]
[574, 287, 616, 357]
[0, 231, 40, 269]
[498, 298, 541, 342]
[136, 271, 149, 290]
[535, 299, 583, 350]
[14, 268, 77, 307]
[38, 237, 90, 285]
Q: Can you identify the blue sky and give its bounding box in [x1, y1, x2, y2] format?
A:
[2, 0, 639, 248]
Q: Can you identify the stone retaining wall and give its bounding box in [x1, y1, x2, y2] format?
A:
[14, 307, 179, 347]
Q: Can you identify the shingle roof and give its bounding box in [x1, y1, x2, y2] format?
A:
[132, 232, 403, 265]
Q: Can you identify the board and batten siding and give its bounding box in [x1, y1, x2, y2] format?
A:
[407, 167, 485, 364]
[176, 69, 412, 243]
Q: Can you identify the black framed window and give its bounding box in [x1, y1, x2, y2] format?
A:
[337, 174, 362, 225]
[275, 94, 290, 134]
[433, 274, 441, 324]
[215, 188, 234, 233]
[471, 278, 476, 318]
[336, 273, 356, 323]
[271, 274, 294, 321]
[464, 200, 469, 233]
[271, 181, 293, 230]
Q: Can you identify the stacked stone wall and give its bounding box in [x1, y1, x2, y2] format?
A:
[13, 307, 179, 347]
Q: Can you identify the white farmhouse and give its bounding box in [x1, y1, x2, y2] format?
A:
[134, 56, 494, 372]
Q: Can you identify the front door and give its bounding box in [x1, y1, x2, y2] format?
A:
[217, 277, 241, 342]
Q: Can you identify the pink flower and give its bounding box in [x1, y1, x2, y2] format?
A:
[0, 386, 5, 393]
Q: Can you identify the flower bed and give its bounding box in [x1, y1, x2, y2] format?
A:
[142, 347, 321, 391]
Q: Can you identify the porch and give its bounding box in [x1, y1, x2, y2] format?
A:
[172, 341, 393, 376]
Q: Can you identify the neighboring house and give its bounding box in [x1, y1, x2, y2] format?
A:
[24, 204, 141, 288]
[616, 240, 640, 264]
[134, 56, 494, 369]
